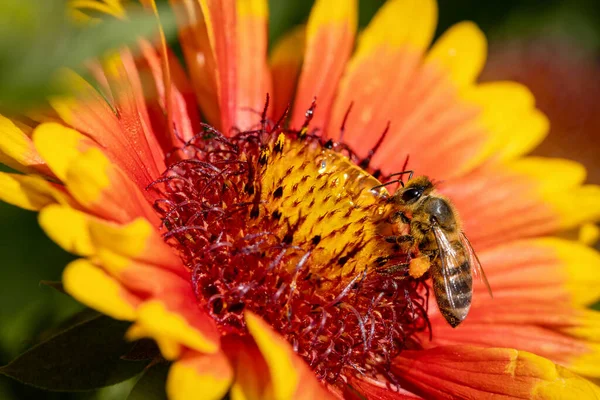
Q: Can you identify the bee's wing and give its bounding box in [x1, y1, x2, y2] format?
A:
[431, 225, 463, 310]
[460, 232, 493, 298]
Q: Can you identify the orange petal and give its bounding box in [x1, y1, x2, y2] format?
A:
[91, 253, 220, 359]
[137, 39, 202, 150]
[360, 21, 487, 179]
[39, 205, 96, 256]
[235, 0, 272, 131]
[95, 253, 182, 295]
[33, 122, 98, 182]
[0, 173, 73, 211]
[51, 60, 164, 191]
[101, 50, 166, 176]
[63, 259, 140, 321]
[127, 298, 219, 359]
[222, 335, 272, 400]
[426, 321, 600, 379]
[441, 158, 600, 248]
[474, 237, 600, 306]
[49, 70, 119, 147]
[426, 292, 600, 375]
[423, 235, 600, 377]
[424, 21, 486, 88]
[87, 217, 183, 273]
[269, 26, 305, 120]
[455, 82, 549, 171]
[392, 345, 600, 399]
[189, 0, 237, 132]
[39, 206, 183, 274]
[440, 299, 600, 346]
[0, 115, 51, 176]
[176, 0, 271, 132]
[291, 0, 357, 131]
[35, 124, 159, 224]
[344, 377, 422, 399]
[245, 312, 333, 399]
[170, 0, 221, 128]
[326, 0, 438, 161]
[329, 16, 544, 180]
[167, 350, 233, 400]
[328, 0, 474, 170]
[63, 147, 159, 224]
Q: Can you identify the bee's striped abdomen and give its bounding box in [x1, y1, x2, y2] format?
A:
[431, 246, 473, 328]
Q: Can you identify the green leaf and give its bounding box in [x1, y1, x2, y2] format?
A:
[268, 0, 312, 45]
[0, 314, 149, 391]
[39, 280, 65, 294]
[127, 362, 170, 400]
[36, 308, 100, 344]
[121, 339, 161, 362]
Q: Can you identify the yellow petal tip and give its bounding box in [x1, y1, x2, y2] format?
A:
[63, 259, 137, 321]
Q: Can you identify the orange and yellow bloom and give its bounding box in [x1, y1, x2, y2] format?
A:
[2, 0, 600, 398]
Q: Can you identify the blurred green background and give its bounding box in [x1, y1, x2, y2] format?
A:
[1, 0, 599, 398]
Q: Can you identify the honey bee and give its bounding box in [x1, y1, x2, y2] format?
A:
[385, 173, 492, 328]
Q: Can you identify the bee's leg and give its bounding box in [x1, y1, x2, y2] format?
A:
[388, 210, 410, 225]
[379, 262, 409, 275]
[420, 249, 439, 261]
[374, 256, 391, 267]
[379, 257, 431, 278]
[385, 235, 414, 246]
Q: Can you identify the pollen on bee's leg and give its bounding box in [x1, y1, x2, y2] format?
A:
[148, 104, 431, 385]
[409, 256, 430, 279]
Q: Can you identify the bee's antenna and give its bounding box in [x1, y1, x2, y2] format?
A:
[386, 170, 414, 183]
[371, 178, 405, 192]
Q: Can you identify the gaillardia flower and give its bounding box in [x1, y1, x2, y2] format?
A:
[2, 0, 600, 398]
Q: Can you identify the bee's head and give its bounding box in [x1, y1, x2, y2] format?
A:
[393, 176, 457, 229]
[394, 176, 434, 206]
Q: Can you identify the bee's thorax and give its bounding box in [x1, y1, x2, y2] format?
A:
[422, 196, 456, 231]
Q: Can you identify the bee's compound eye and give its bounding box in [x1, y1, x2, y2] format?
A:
[401, 188, 423, 203]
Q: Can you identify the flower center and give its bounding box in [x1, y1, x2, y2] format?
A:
[150, 115, 430, 383]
